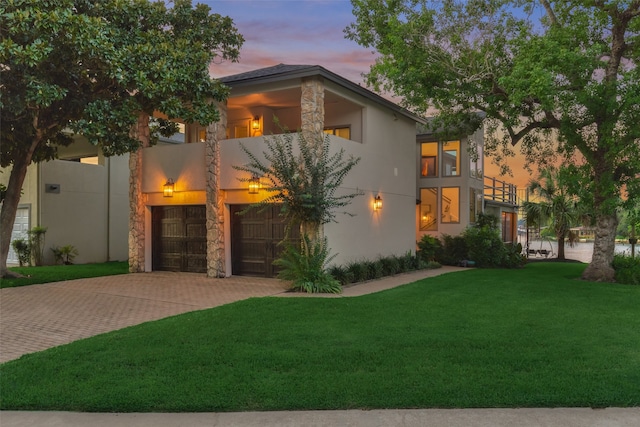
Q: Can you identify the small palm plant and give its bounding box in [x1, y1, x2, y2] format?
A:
[523, 166, 586, 260]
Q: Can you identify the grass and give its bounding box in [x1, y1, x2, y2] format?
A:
[1, 261, 129, 288]
[1, 263, 639, 412]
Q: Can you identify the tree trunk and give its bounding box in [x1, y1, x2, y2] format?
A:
[128, 112, 150, 273]
[205, 113, 226, 278]
[300, 221, 322, 256]
[556, 235, 565, 260]
[0, 137, 40, 278]
[582, 213, 618, 282]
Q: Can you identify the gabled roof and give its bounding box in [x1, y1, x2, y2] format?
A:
[219, 64, 425, 124]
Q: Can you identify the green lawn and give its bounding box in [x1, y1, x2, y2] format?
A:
[1, 262, 128, 288]
[1, 263, 639, 412]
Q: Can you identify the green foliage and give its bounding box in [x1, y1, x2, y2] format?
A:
[462, 226, 508, 268]
[612, 254, 640, 286]
[51, 245, 79, 265]
[438, 234, 468, 266]
[10, 239, 30, 267]
[327, 265, 353, 287]
[274, 236, 341, 294]
[3, 262, 129, 289]
[475, 212, 500, 230]
[378, 255, 401, 276]
[27, 226, 47, 267]
[345, 261, 369, 283]
[417, 234, 443, 262]
[235, 131, 362, 234]
[523, 166, 586, 259]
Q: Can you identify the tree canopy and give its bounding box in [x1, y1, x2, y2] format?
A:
[347, 0, 640, 281]
[0, 0, 243, 276]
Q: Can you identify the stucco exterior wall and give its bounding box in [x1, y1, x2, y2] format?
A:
[40, 159, 107, 264]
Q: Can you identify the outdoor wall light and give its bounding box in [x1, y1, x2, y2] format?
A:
[163, 178, 175, 197]
[248, 175, 261, 194]
[374, 195, 383, 211]
[251, 116, 260, 130]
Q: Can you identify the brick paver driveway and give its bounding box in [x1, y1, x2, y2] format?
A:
[0, 272, 288, 363]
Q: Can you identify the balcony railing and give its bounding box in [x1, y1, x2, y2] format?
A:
[484, 176, 518, 206]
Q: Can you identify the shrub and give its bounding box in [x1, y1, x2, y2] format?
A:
[328, 265, 352, 286]
[364, 260, 384, 281]
[274, 236, 341, 293]
[426, 261, 442, 269]
[463, 226, 507, 268]
[27, 226, 47, 266]
[346, 261, 368, 283]
[51, 245, 79, 265]
[439, 234, 468, 266]
[11, 239, 31, 267]
[378, 256, 401, 276]
[612, 254, 640, 285]
[504, 243, 526, 268]
[417, 234, 443, 262]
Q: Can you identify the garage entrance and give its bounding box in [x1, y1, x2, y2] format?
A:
[230, 204, 299, 278]
[152, 205, 207, 273]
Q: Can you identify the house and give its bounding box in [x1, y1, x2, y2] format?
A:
[3, 64, 423, 274]
[416, 125, 519, 244]
[4, 64, 519, 274]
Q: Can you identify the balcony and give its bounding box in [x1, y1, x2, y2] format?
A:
[484, 176, 518, 206]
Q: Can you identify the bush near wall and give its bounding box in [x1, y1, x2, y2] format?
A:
[612, 254, 640, 285]
[328, 253, 440, 286]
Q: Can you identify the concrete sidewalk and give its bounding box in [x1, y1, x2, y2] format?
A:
[2, 408, 639, 427]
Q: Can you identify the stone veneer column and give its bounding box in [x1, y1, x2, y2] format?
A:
[205, 102, 227, 278]
[128, 112, 150, 273]
[301, 76, 325, 158]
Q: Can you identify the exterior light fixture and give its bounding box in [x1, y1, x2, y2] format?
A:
[248, 175, 260, 194]
[251, 116, 260, 130]
[163, 178, 175, 197]
[374, 195, 383, 211]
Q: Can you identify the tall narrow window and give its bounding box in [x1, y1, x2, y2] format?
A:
[441, 187, 460, 223]
[442, 140, 460, 176]
[420, 188, 438, 230]
[420, 142, 438, 177]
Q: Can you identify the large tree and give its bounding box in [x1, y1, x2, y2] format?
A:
[347, 0, 640, 282]
[0, 0, 242, 277]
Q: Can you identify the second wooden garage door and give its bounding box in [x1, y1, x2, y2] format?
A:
[230, 204, 299, 278]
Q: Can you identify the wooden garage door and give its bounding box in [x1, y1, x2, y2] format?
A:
[152, 206, 207, 273]
[230, 204, 299, 278]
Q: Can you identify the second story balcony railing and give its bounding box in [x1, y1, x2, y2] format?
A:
[484, 176, 518, 206]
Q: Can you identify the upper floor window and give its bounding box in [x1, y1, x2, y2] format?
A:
[324, 126, 351, 140]
[420, 142, 438, 177]
[442, 140, 460, 176]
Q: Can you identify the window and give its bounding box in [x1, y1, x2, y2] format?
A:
[441, 187, 460, 223]
[469, 188, 482, 223]
[442, 140, 460, 176]
[324, 126, 351, 140]
[470, 140, 483, 178]
[420, 142, 438, 177]
[420, 188, 438, 230]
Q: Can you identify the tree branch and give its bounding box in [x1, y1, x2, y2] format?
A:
[539, 0, 559, 25]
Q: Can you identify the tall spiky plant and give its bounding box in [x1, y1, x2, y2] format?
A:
[235, 131, 362, 254]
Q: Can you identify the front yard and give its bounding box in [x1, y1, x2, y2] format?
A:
[1, 263, 638, 411]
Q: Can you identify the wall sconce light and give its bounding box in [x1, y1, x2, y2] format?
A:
[163, 178, 175, 197]
[248, 175, 261, 194]
[374, 195, 383, 211]
[251, 116, 260, 130]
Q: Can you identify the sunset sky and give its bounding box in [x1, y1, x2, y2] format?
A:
[203, 0, 532, 186]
